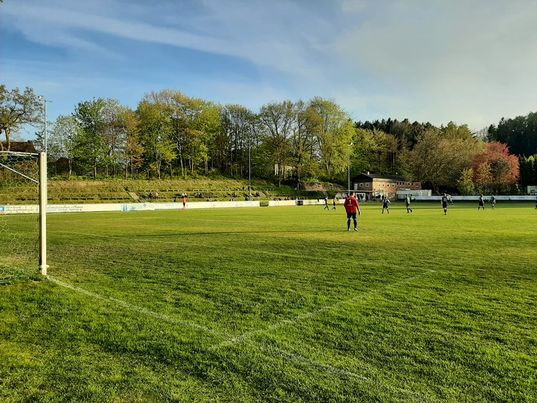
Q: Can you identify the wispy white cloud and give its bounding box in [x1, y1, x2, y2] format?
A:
[2, 0, 330, 80]
[2, 0, 536, 129]
[336, 0, 537, 127]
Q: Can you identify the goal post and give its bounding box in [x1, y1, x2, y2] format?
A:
[0, 150, 47, 282]
[39, 152, 47, 275]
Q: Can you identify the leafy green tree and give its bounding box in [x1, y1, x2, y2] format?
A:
[72, 98, 110, 178]
[258, 101, 294, 185]
[519, 155, 537, 187]
[0, 85, 42, 150]
[308, 97, 354, 180]
[355, 118, 435, 150]
[190, 101, 221, 175]
[402, 129, 483, 192]
[144, 90, 220, 176]
[441, 122, 474, 140]
[97, 99, 129, 177]
[291, 101, 318, 187]
[352, 128, 400, 177]
[488, 112, 537, 156]
[117, 108, 144, 178]
[457, 168, 475, 195]
[137, 100, 175, 179]
[218, 105, 258, 177]
[49, 115, 80, 177]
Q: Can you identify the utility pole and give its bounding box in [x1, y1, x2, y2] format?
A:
[44, 98, 48, 154]
[248, 138, 252, 200]
[347, 141, 353, 194]
[39, 96, 49, 153]
[347, 163, 351, 194]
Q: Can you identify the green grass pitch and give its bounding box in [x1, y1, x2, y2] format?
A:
[1, 203, 536, 401]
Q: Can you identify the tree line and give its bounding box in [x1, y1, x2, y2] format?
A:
[1, 84, 533, 194]
[487, 112, 537, 188]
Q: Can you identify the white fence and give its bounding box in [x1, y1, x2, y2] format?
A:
[267, 200, 296, 207]
[0, 200, 260, 215]
[396, 190, 432, 200]
[2, 196, 535, 215]
[267, 200, 326, 207]
[413, 195, 536, 201]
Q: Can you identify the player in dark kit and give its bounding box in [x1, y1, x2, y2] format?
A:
[441, 193, 449, 215]
[323, 196, 330, 210]
[344, 192, 361, 231]
[405, 195, 413, 213]
[491, 195, 496, 209]
[478, 194, 485, 210]
[323, 196, 329, 210]
[381, 197, 390, 214]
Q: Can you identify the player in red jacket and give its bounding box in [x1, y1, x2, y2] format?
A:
[344, 192, 361, 231]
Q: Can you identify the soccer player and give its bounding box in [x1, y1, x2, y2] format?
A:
[478, 194, 485, 210]
[324, 196, 329, 210]
[332, 195, 337, 210]
[182, 193, 188, 208]
[441, 193, 449, 215]
[405, 194, 413, 213]
[381, 196, 390, 214]
[491, 195, 496, 209]
[344, 192, 361, 231]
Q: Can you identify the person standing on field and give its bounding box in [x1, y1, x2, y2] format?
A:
[182, 193, 188, 208]
[478, 194, 485, 210]
[405, 195, 413, 213]
[381, 196, 390, 214]
[441, 193, 449, 215]
[491, 195, 496, 209]
[324, 195, 329, 210]
[344, 192, 361, 231]
[332, 195, 337, 210]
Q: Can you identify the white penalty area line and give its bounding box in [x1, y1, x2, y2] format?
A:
[47, 275, 226, 340]
[208, 270, 435, 398]
[256, 342, 423, 398]
[210, 269, 436, 350]
[48, 270, 434, 397]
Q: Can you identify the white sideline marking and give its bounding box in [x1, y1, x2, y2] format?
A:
[49, 270, 434, 397]
[257, 342, 422, 398]
[210, 269, 435, 350]
[208, 271, 434, 397]
[47, 276, 227, 340]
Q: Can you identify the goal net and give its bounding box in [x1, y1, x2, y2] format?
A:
[0, 151, 46, 284]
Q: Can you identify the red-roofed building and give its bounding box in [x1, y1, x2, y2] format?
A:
[352, 173, 421, 198]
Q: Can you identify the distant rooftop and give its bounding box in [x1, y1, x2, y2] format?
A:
[353, 173, 405, 181]
[1, 141, 37, 153]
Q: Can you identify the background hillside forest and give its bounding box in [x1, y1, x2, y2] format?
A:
[1, 85, 536, 194]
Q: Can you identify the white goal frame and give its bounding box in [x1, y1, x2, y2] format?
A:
[0, 151, 47, 275]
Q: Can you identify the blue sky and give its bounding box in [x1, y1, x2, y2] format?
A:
[2, 0, 537, 136]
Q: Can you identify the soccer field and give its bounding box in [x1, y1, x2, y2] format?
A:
[1, 204, 536, 401]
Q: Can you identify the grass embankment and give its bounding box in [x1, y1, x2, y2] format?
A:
[0, 178, 337, 204]
[0, 203, 536, 401]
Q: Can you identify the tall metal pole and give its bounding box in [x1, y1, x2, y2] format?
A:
[347, 163, 351, 194]
[248, 139, 251, 200]
[44, 98, 48, 153]
[39, 152, 48, 276]
[347, 141, 353, 194]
